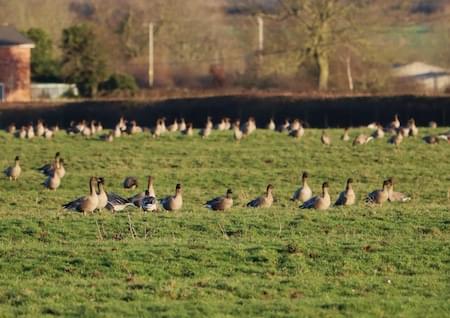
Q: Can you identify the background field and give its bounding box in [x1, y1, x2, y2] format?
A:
[0, 128, 449, 317]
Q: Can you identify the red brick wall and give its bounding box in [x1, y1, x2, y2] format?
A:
[0, 46, 32, 102]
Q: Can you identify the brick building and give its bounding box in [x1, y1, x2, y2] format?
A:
[0, 26, 34, 102]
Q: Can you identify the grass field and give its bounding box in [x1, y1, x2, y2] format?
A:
[0, 127, 449, 317]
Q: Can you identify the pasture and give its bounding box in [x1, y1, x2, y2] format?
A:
[0, 127, 449, 317]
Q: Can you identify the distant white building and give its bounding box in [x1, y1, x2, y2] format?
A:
[392, 62, 450, 93]
[31, 83, 78, 100]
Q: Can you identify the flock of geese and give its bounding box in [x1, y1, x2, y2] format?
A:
[2, 113, 446, 215]
[4, 114, 450, 145]
[4, 150, 410, 214]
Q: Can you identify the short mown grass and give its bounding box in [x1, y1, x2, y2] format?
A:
[0, 127, 449, 317]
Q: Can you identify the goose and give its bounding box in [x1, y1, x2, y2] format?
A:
[118, 117, 127, 132]
[128, 121, 143, 135]
[437, 133, 450, 143]
[168, 118, 179, 132]
[388, 130, 403, 146]
[267, 118, 276, 131]
[38, 152, 60, 176]
[17, 127, 26, 139]
[81, 125, 92, 137]
[223, 118, 231, 130]
[205, 116, 213, 130]
[160, 183, 183, 211]
[278, 119, 290, 133]
[129, 176, 156, 207]
[341, 127, 350, 141]
[205, 189, 233, 211]
[334, 178, 356, 206]
[123, 176, 138, 189]
[390, 114, 400, 129]
[35, 120, 45, 137]
[4, 156, 21, 181]
[62, 177, 99, 215]
[200, 126, 212, 139]
[242, 117, 256, 136]
[153, 119, 164, 138]
[247, 184, 274, 208]
[96, 177, 108, 211]
[289, 119, 301, 132]
[54, 158, 66, 179]
[89, 121, 97, 135]
[7, 123, 16, 134]
[353, 134, 373, 146]
[233, 121, 243, 142]
[26, 124, 35, 139]
[96, 122, 103, 133]
[387, 177, 411, 202]
[216, 118, 227, 131]
[43, 169, 61, 190]
[141, 190, 158, 212]
[365, 180, 391, 205]
[182, 123, 193, 136]
[43, 128, 53, 139]
[113, 124, 122, 138]
[371, 124, 385, 139]
[291, 172, 312, 202]
[408, 118, 419, 137]
[423, 135, 439, 144]
[289, 128, 303, 139]
[100, 132, 114, 142]
[300, 182, 331, 210]
[321, 131, 331, 145]
[179, 118, 187, 132]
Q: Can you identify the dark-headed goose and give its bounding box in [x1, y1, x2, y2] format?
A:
[321, 131, 331, 145]
[247, 184, 274, 208]
[43, 166, 61, 190]
[123, 176, 138, 190]
[4, 156, 21, 181]
[205, 189, 233, 211]
[300, 182, 331, 210]
[161, 183, 183, 211]
[334, 178, 356, 206]
[365, 180, 390, 205]
[291, 172, 312, 202]
[387, 177, 411, 202]
[62, 177, 99, 215]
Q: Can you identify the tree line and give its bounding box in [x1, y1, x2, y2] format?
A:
[4, 0, 448, 96]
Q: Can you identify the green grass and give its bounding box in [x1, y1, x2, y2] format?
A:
[0, 127, 449, 317]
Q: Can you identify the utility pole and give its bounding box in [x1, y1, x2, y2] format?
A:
[257, 16, 264, 62]
[148, 22, 154, 88]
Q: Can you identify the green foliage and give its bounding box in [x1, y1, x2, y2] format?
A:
[61, 24, 107, 97]
[0, 127, 449, 316]
[99, 73, 138, 93]
[25, 28, 61, 83]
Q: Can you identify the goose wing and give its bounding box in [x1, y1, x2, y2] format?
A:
[246, 195, 262, 207]
[334, 191, 346, 206]
[106, 192, 134, 212]
[142, 196, 158, 212]
[62, 197, 84, 211]
[365, 190, 378, 203]
[300, 196, 317, 209]
[389, 191, 411, 202]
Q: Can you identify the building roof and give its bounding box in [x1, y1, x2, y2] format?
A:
[0, 26, 34, 47]
[392, 62, 449, 78]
